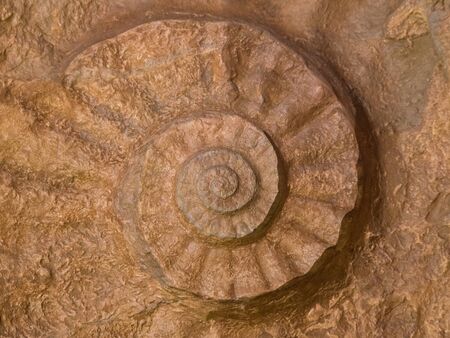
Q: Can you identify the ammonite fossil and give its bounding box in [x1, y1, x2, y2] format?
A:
[63, 20, 359, 299]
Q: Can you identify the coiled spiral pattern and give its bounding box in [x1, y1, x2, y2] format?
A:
[64, 20, 359, 299]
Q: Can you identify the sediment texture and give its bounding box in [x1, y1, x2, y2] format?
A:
[0, 1, 448, 337]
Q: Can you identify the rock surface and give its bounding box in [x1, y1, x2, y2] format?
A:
[0, 1, 448, 337]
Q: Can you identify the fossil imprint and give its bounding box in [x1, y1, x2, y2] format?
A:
[62, 20, 359, 299]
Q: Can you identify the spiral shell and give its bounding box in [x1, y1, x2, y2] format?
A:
[172, 114, 280, 239]
[65, 20, 359, 299]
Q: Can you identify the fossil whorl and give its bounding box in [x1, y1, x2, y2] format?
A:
[64, 20, 359, 299]
[173, 115, 279, 239]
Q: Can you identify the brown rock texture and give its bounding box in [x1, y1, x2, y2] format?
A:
[0, 1, 448, 337]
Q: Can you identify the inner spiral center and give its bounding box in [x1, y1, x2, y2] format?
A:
[174, 117, 280, 239]
[202, 166, 239, 199]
